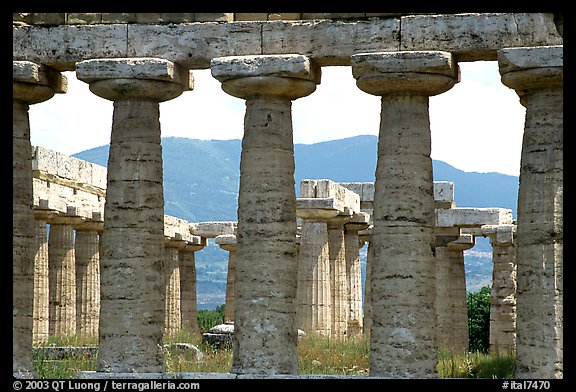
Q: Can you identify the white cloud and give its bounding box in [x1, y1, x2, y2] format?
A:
[28, 61, 524, 176]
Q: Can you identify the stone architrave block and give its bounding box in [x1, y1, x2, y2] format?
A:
[75, 57, 194, 91]
[127, 22, 262, 69]
[314, 179, 360, 214]
[433, 181, 454, 204]
[262, 18, 399, 66]
[436, 207, 513, 228]
[401, 13, 563, 61]
[13, 24, 128, 72]
[190, 221, 237, 238]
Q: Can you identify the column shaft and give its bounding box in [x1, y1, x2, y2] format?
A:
[490, 243, 517, 355]
[296, 220, 331, 336]
[344, 228, 363, 339]
[233, 96, 299, 373]
[48, 223, 77, 337]
[75, 229, 101, 338]
[164, 244, 182, 338]
[180, 247, 200, 337]
[224, 249, 237, 324]
[352, 51, 458, 377]
[13, 61, 65, 376]
[328, 223, 348, 340]
[499, 46, 563, 378]
[33, 218, 50, 344]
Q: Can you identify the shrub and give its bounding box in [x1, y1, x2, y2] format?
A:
[467, 285, 491, 353]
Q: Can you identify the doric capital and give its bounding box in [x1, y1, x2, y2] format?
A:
[76, 57, 193, 102]
[13, 61, 67, 104]
[211, 54, 320, 99]
[351, 50, 459, 96]
[498, 45, 563, 93]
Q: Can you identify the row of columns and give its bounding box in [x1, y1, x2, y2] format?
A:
[13, 44, 562, 378]
[30, 212, 203, 344]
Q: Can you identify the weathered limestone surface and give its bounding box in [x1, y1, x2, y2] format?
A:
[212, 54, 319, 375]
[13, 14, 562, 70]
[216, 234, 238, 324]
[77, 57, 190, 373]
[344, 213, 370, 338]
[490, 228, 517, 355]
[180, 244, 203, 337]
[190, 221, 236, 238]
[32, 215, 50, 344]
[352, 50, 459, 378]
[13, 61, 66, 377]
[74, 226, 101, 338]
[164, 240, 183, 338]
[296, 221, 331, 336]
[498, 45, 563, 379]
[48, 219, 78, 337]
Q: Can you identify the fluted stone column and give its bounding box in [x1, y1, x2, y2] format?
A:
[498, 45, 563, 378]
[352, 51, 459, 377]
[490, 231, 517, 355]
[327, 217, 351, 340]
[48, 217, 80, 337]
[435, 231, 460, 353]
[211, 54, 320, 375]
[296, 220, 331, 337]
[344, 216, 369, 339]
[77, 57, 193, 373]
[447, 236, 474, 354]
[13, 61, 66, 376]
[180, 243, 204, 337]
[164, 239, 184, 338]
[216, 234, 238, 324]
[32, 211, 51, 344]
[74, 220, 102, 339]
[362, 232, 374, 339]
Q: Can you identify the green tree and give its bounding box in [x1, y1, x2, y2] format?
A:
[197, 304, 225, 333]
[467, 285, 491, 353]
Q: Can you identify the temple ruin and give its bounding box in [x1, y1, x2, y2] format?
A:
[13, 12, 562, 379]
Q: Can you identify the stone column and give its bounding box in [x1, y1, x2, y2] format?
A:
[361, 229, 374, 338]
[164, 239, 184, 338]
[180, 242, 204, 337]
[74, 219, 103, 339]
[77, 57, 193, 373]
[489, 226, 517, 355]
[344, 214, 369, 339]
[32, 210, 52, 344]
[498, 45, 563, 378]
[48, 215, 81, 337]
[327, 217, 350, 340]
[435, 231, 472, 354]
[352, 51, 459, 378]
[296, 220, 331, 337]
[446, 236, 474, 354]
[13, 61, 66, 376]
[216, 234, 238, 324]
[211, 54, 320, 375]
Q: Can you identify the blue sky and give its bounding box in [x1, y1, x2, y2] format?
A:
[29, 60, 525, 176]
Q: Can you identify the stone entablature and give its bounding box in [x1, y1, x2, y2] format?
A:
[32, 145, 203, 244]
[13, 13, 562, 71]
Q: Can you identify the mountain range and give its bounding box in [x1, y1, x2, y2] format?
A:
[74, 135, 519, 308]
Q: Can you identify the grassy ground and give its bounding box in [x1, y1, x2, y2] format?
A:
[32, 332, 515, 378]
